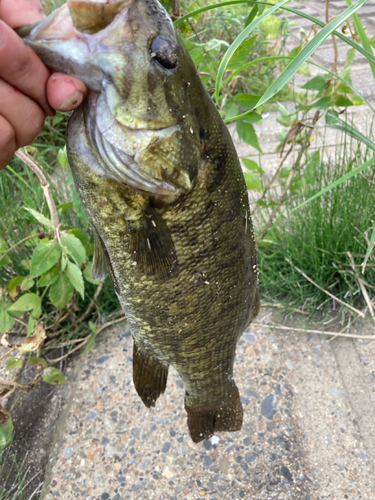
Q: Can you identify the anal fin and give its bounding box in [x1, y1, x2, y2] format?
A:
[185, 388, 243, 443]
[133, 342, 169, 408]
[127, 205, 178, 279]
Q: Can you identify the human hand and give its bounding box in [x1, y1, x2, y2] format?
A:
[0, 0, 87, 169]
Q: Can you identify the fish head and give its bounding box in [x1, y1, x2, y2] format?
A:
[19, 0, 204, 197]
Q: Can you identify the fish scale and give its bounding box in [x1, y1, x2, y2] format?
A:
[19, 0, 259, 442]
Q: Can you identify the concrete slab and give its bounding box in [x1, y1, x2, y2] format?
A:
[39, 314, 375, 500]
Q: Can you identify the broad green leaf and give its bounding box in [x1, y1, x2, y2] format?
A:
[234, 93, 260, 110]
[8, 276, 34, 298]
[237, 120, 262, 152]
[0, 256, 11, 268]
[61, 254, 68, 271]
[27, 356, 47, 367]
[18, 323, 46, 352]
[242, 112, 262, 124]
[27, 315, 38, 336]
[65, 261, 85, 299]
[244, 172, 262, 191]
[82, 321, 98, 354]
[215, 0, 290, 102]
[0, 411, 14, 451]
[69, 228, 90, 246]
[242, 158, 265, 174]
[42, 367, 66, 385]
[8, 293, 41, 318]
[254, 0, 368, 110]
[6, 357, 23, 370]
[61, 232, 87, 265]
[295, 154, 375, 210]
[38, 264, 60, 287]
[24, 207, 53, 230]
[0, 238, 6, 252]
[301, 74, 330, 91]
[57, 201, 74, 213]
[224, 99, 239, 120]
[0, 310, 15, 334]
[49, 273, 74, 309]
[334, 95, 354, 107]
[313, 96, 331, 110]
[190, 46, 204, 66]
[351, 95, 365, 105]
[227, 36, 257, 71]
[57, 146, 69, 168]
[30, 238, 61, 279]
[83, 262, 102, 285]
[279, 167, 292, 178]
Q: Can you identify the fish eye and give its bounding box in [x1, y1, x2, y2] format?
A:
[150, 36, 179, 70]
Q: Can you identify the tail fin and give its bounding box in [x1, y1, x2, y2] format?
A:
[133, 342, 169, 408]
[185, 389, 243, 443]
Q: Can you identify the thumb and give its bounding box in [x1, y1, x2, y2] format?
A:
[0, 0, 45, 27]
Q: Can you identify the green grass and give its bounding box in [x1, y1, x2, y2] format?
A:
[0, 449, 42, 500]
[257, 134, 375, 315]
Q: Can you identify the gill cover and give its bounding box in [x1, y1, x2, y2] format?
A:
[18, 0, 201, 198]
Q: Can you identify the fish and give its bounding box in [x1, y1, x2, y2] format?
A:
[18, 0, 260, 443]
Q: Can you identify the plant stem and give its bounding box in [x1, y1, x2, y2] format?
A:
[16, 149, 61, 243]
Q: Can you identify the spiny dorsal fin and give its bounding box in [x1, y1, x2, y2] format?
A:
[133, 341, 169, 408]
[127, 205, 178, 279]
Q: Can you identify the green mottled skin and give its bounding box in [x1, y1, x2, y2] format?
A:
[69, 100, 259, 407]
[21, 0, 259, 426]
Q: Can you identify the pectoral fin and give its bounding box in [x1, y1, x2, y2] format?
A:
[92, 228, 120, 293]
[127, 206, 178, 279]
[133, 342, 169, 408]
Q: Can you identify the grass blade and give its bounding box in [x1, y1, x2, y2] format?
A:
[282, 5, 375, 66]
[214, 0, 291, 103]
[345, 0, 375, 79]
[223, 56, 375, 121]
[362, 226, 375, 274]
[325, 110, 375, 151]
[255, 0, 369, 109]
[294, 154, 375, 209]
[174, 0, 260, 24]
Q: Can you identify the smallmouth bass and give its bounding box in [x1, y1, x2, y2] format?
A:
[19, 0, 260, 442]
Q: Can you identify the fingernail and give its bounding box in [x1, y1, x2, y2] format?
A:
[59, 90, 84, 111]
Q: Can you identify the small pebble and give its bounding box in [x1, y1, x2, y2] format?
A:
[281, 465, 293, 482]
[261, 394, 274, 419]
[203, 455, 213, 466]
[203, 439, 211, 450]
[162, 442, 171, 453]
[63, 446, 73, 457]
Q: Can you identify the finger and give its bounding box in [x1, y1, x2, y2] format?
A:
[0, 21, 53, 115]
[0, 0, 45, 28]
[46, 73, 88, 111]
[0, 114, 16, 170]
[0, 78, 45, 147]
